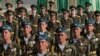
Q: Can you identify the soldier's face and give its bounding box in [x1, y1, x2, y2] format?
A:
[38, 40, 48, 50]
[41, 7, 46, 12]
[74, 28, 82, 36]
[40, 22, 47, 30]
[58, 32, 68, 43]
[24, 25, 32, 34]
[17, 3, 23, 8]
[8, 15, 13, 21]
[86, 24, 94, 32]
[32, 9, 37, 14]
[78, 8, 83, 13]
[63, 12, 69, 18]
[3, 30, 11, 39]
[96, 16, 100, 21]
[21, 11, 26, 16]
[71, 9, 77, 14]
[86, 6, 90, 10]
[51, 14, 56, 21]
[7, 6, 12, 10]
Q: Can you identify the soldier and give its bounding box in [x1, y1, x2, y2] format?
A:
[33, 33, 57, 56]
[60, 9, 73, 31]
[15, 0, 24, 16]
[77, 5, 88, 25]
[54, 27, 77, 56]
[5, 3, 13, 11]
[39, 4, 49, 21]
[84, 19, 98, 56]
[19, 21, 36, 56]
[69, 5, 81, 23]
[0, 25, 21, 56]
[17, 7, 30, 37]
[48, 1, 56, 12]
[94, 10, 100, 38]
[35, 18, 51, 41]
[70, 22, 88, 56]
[4, 10, 18, 41]
[48, 11, 61, 33]
[84, 2, 94, 19]
[29, 4, 40, 33]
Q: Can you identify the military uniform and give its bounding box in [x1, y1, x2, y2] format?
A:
[0, 25, 21, 56]
[61, 17, 73, 30]
[29, 4, 40, 33]
[48, 11, 61, 34]
[20, 35, 36, 56]
[54, 42, 77, 56]
[17, 7, 30, 37]
[70, 22, 88, 56]
[0, 42, 21, 56]
[70, 36, 88, 56]
[19, 21, 36, 56]
[39, 4, 50, 21]
[84, 2, 95, 19]
[84, 19, 99, 56]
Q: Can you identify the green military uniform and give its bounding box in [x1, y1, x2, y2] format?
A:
[39, 4, 50, 21]
[15, 0, 24, 15]
[84, 2, 95, 19]
[60, 9, 73, 31]
[77, 5, 88, 25]
[94, 11, 100, 39]
[47, 11, 61, 41]
[69, 5, 81, 23]
[29, 4, 40, 33]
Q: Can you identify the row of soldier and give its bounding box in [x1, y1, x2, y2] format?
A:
[0, 0, 100, 56]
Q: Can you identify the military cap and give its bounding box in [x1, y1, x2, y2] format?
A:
[5, 10, 14, 16]
[20, 7, 27, 12]
[94, 10, 100, 16]
[16, 0, 23, 4]
[5, 3, 13, 7]
[38, 32, 48, 41]
[56, 27, 69, 36]
[38, 18, 48, 24]
[72, 22, 82, 29]
[2, 25, 12, 32]
[61, 8, 69, 13]
[85, 19, 95, 25]
[49, 11, 57, 16]
[69, 5, 77, 9]
[30, 4, 37, 9]
[23, 21, 32, 27]
[77, 5, 84, 9]
[85, 2, 92, 6]
[39, 4, 45, 8]
[49, 1, 55, 4]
